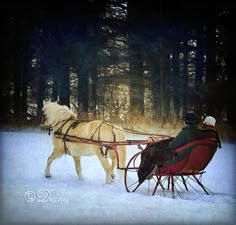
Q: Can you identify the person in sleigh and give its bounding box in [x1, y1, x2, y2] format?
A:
[138, 113, 221, 183]
[169, 113, 221, 150]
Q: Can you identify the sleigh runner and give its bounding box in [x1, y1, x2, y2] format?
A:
[41, 101, 220, 198]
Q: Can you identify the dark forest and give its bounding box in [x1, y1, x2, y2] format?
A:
[1, 0, 235, 137]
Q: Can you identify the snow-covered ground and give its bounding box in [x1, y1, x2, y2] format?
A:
[0, 129, 235, 225]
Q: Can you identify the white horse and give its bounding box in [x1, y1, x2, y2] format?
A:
[41, 100, 126, 184]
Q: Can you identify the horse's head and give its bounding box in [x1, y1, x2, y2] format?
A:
[40, 100, 53, 130]
[40, 100, 77, 130]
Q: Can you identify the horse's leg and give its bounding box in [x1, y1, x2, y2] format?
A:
[106, 147, 126, 181]
[112, 129, 126, 178]
[73, 156, 83, 180]
[117, 145, 126, 178]
[97, 153, 113, 184]
[45, 147, 64, 178]
[109, 151, 117, 179]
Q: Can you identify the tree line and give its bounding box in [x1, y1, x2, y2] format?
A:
[1, 0, 235, 129]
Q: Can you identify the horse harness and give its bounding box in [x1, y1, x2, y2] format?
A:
[52, 119, 117, 157]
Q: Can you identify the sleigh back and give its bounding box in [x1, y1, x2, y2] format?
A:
[158, 138, 218, 175]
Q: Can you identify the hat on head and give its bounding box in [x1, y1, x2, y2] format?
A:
[184, 112, 198, 125]
[203, 116, 216, 126]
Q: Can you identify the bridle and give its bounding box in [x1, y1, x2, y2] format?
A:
[40, 114, 53, 135]
[40, 114, 73, 135]
[40, 114, 47, 128]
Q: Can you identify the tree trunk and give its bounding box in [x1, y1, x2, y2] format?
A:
[14, 69, 21, 120]
[172, 50, 180, 122]
[182, 40, 188, 113]
[206, 25, 216, 83]
[195, 26, 205, 88]
[159, 38, 169, 125]
[151, 60, 161, 120]
[128, 43, 144, 115]
[205, 23, 216, 114]
[127, 0, 145, 115]
[21, 65, 28, 120]
[58, 65, 70, 106]
[51, 75, 59, 102]
[78, 68, 89, 118]
[195, 26, 205, 115]
[36, 72, 46, 121]
[91, 60, 98, 119]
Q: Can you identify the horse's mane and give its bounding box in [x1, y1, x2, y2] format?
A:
[43, 101, 77, 126]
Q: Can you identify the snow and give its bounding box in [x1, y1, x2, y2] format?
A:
[0, 129, 235, 225]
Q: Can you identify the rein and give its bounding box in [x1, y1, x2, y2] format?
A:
[43, 115, 170, 158]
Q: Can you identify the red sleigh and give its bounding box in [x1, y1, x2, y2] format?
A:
[124, 138, 219, 198]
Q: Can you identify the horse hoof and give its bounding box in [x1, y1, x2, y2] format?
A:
[106, 178, 114, 184]
[45, 175, 51, 178]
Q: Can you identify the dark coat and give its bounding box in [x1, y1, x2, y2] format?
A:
[169, 125, 221, 150]
[200, 126, 221, 148]
[168, 125, 203, 150]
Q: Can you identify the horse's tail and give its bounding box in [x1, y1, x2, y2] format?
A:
[113, 126, 127, 176]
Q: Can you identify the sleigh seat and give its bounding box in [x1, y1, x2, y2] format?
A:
[151, 138, 219, 197]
